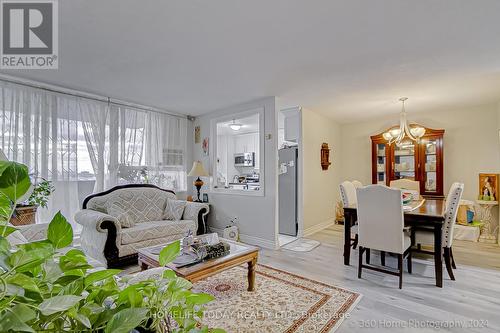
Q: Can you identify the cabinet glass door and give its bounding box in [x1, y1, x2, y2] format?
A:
[393, 141, 416, 180]
[376, 143, 387, 185]
[423, 139, 438, 193]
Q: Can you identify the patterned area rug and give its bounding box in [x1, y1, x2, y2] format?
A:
[194, 264, 361, 333]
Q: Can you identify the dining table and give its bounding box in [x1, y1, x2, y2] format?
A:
[343, 198, 446, 287]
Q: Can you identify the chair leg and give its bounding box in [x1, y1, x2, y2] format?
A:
[380, 251, 385, 266]
[407, 250, 412, 274]
[450, 247, 457, 269]
[352, 234, 358, 249]
[444, 247, 455, 281]
[366, 249, 371, 264]
[358, 247, 364, 279]
[398, 254, 403, 289]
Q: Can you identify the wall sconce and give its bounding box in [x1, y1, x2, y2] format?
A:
[321, 143, 331, 170]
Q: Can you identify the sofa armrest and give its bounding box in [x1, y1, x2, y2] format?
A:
[74, 209, 122, 267]
[183, 202, 209, 234]
[74, 209, 121, 233]
[17, 223, 49, 242]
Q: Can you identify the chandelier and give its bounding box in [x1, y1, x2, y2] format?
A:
[383, 97, 425, 146]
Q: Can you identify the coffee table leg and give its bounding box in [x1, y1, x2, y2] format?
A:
[140, 262, 148, 271]
[247, 258, 256, 291]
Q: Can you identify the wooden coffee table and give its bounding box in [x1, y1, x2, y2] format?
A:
[138, 239, 259, 291]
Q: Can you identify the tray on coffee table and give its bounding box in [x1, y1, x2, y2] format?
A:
[138, 238, 259, 291]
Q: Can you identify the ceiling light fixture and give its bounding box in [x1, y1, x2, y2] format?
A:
[229, 119, 243, 131]
[383, 97, 425, 146]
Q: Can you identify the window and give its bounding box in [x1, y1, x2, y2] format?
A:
[0, 81, 187, 230]
[212, 108, 264, 195]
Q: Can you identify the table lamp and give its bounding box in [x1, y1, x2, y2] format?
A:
[188, 161, 209, 202]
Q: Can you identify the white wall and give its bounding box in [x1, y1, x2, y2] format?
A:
[340, 103, 500, 232]
[190, 97, 278, 249]
[302, 108, 342, 235]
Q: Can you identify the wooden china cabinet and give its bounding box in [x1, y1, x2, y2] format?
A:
[371, 126, 445, 198]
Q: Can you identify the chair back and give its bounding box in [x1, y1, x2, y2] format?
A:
[390, 179, 420, 194]
[352, 180, 363, 188]
[340, 181, 357, 207]
[443, 182, 464, 247]
[357, 185, 406, 254]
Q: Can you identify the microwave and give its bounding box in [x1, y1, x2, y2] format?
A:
[234, 152, 255, 167]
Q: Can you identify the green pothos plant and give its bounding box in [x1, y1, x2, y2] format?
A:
[0, 161, 224, 333]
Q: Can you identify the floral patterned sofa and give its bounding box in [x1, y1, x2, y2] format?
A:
[75, 184, 209, 268]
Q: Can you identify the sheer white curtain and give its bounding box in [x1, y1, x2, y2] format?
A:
[108, 105, 187, 190]
[0, 83, 89, 230]
[0, 80, 188, 231]
[79, 99, 109, 192]
[145, 112, 187, 190]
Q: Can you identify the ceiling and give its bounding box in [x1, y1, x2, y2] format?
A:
[217, 113, 259, 136]
[3, 0, 500, 123]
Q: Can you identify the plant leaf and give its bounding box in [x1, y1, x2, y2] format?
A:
[9, 245, 53, 272]
[0, 304, 35, 332]
[0, 225, 18, 237]
[0, 194, 13, 222]
[12, 303, 36, 321]
[47, 211, 73, 249]
[0, 236, 10, 254]
[159, 240, 180, 266]
[7, 273, 40, 293]
[186, 293, 215, 305]
[71, 311, 92, 329]
[84, 269, 121, 287]
[162, 268, 177, 280]
[104, 308, 148, 333]
[0, 161, 31, 204]
[39, 295, 83, 316]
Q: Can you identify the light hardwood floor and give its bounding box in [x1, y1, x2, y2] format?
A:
[259, 225, 500, 332]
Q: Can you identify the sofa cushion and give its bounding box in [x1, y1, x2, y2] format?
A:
[104, 188, 170, 227]
[163, 199, 186, 221]
[119, 220, 196, 245]
[107, 203, 136, 228]
[86, 187, 176, 214]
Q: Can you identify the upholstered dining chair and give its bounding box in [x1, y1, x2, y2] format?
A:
[356, 185, 412, 289]
[412, 182, 464, 281]
[340, 181, 358, 249]
[390, 179, 420, 194]
[352, 180, 363, 188]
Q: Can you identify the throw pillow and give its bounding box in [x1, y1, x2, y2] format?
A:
[107, 203, 136, 228]
[163, 199, 186, 221]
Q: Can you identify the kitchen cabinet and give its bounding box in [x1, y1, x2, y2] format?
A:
[371, 126, 444, 197]
[282, 107, 300, 142]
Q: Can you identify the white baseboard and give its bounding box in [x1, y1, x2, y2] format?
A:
[209, 226, 276, 249]
[303, 218, 335, 237]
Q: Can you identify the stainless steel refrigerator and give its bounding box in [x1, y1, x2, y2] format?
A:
[279, 146, 298, 236]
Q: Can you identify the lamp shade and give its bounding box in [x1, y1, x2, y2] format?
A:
[188, 161, 209, 177]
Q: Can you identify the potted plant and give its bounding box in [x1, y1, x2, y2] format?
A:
[10, 177, 54, 226]
[0, 161, 225, 332]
